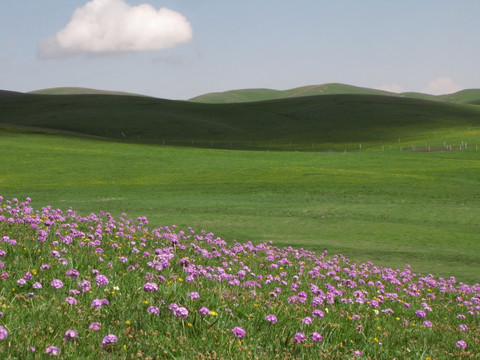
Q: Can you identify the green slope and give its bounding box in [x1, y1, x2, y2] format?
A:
[1, 91, 480, 151]
[190, 83, 480, 106]
[29, 87, 143, 97]
[189, 83, 395, 103]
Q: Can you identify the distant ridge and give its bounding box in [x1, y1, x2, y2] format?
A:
[1, 89, 480, 151]
[29, 87, 144, 97]
[189, 83, 480, 105]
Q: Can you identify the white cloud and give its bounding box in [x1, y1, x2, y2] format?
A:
[423, 77, 462, 95]
[377, 83, 404, 93]
[38, 0, 192, 58]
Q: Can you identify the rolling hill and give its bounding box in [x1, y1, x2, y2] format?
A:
[28, 87, 144, 97]
[189, 83, 480, 105]
[1, 89, 480, 151]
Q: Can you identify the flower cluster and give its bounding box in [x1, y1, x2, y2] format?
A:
[0, 196, 478, 359]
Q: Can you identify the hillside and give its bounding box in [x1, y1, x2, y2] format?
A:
[189, 83, 396, 103]
[1, 91, 480, 151]
[189, 83, 480, 105]
[29, 87, 143, 97]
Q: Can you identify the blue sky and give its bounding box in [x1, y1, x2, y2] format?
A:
[1, 0, 479, 99]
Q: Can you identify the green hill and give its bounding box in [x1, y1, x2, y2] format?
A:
[190, 83, 480, 106]
[28, 87, 143, 97]
[1, 91, 480, 151]
[189, 83, 395, 103]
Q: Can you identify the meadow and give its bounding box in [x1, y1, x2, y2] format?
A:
[0, 196, 478, 359]
[1, 87, 480, 357]
[1, 132, 479, 284]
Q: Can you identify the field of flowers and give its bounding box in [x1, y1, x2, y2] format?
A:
[0, 196, 478, 359]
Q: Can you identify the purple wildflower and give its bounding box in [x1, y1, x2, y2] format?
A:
[33, 282, 42, 289]
[65, 269, 79, 278]
[459, 324, 468, 331]
[294, 332, 306, 343]
[0, 326, 8, 340]
[174, 306, 189, 318]
[265, 314, 278, 323]
[302, 316, 313, 324]
[312, 309, 324, 319]
[64, 329, 78, 341]
[102, 334, 118, 348]
[45, 346, 61, 356]
[232, 326, 246, 338]
[17, 278, 27, 286]
[147, 306, 160, 315]
[95, 274, 109, 287]
[456, 340, 467, 349]
[189, 291, 200, 300]
[311, 332, 323, 342]
[90, 298, 109, 308]
[89, 322, 101, 331]
[423, 320, 433, 327]
[199, 307, 210, 315]
[65, 296, 77, 305]
[143, 282, 158, 292]
[50, 279, 63, 289]
[415, 310, 426, 318]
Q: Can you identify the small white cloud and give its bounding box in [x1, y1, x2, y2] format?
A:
[377, 83, 404, 93]
[423, 77, 462, 95]
[38, 0, 193, 59]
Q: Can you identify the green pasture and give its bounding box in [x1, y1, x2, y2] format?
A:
[1, 132, 479, 284]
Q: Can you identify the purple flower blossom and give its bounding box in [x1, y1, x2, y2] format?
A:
[147, 306, 160, 315]
[0, 326, 8, 340]
[189, 291, 200, 300]
[90, 298, 109, 308]
[143, 282, 158, 292]
[264, 314, 278, 323]
[174, 306, 189, 318]
[66, 269, 79, 278]
[17, 278, 27, 285]
[89, 322, 101, 331]
[312, 309, 324, 319]
[65, 296, 77, 305]
[456, 340, 467, 349]
[45, 346, 61, 356]
[459, 324, 468, 331]
[423, 320, 433, 327]
[95, 274, 109, 287]
[311, 332, 323, 342]
[102, 334, 118, 348]
[50, 279, 63, 289]
[77, 280, 91, 292]
[302, 316, 313, 324]
[64, 329, 78, 341]
[33, 282, 42, 289]
[199, 307, 210, 315]
[294, 332, 306, 343]
[415, 310, 426, 318]
[232, 326, 246, 338]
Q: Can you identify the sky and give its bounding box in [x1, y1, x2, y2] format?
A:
[1, 0, 479, 100]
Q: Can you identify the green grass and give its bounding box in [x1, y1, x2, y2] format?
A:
[1, 132, 479, 284]
[189, 82, 480, 105]
[1, 200, 478, 358]
[1, 91, 480, 152]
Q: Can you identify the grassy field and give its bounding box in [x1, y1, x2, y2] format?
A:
[1, 91, 480, 152]
[189, 83, 480, 104]
[1, 131, 479, 284]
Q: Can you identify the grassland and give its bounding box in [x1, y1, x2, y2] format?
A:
[1, 87, 480, 284]
[1, 131, 479, 284]
[1, 90, 480, 152]
[189, 83, 480, 105]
